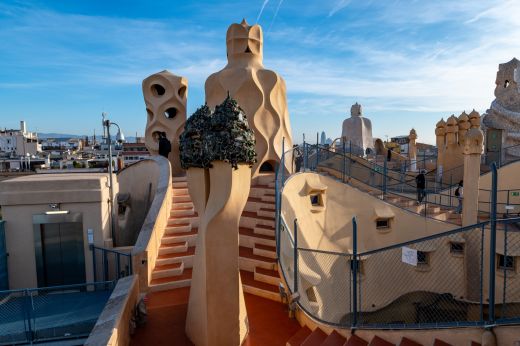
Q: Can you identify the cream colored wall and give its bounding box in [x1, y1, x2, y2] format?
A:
[281, 173, 457, 322]
[131, 156, 172, 292]
[116, 160, 160, 246]
[0, 174, 111, 289]
[85, 275, 139, 346]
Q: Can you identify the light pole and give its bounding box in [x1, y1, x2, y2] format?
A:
[102, 112, 125, 247]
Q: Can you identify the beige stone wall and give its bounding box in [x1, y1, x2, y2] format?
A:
[0, 174, 112, 289]
[131, 156, 172, 292]
[116, 159, 160, 246]
[85, 275, 139, 346]
[281, 173, 456, 321]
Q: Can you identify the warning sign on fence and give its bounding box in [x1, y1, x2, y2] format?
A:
[402, 246, 417, 266]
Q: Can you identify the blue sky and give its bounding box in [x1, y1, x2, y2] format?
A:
[0, 0, 519, 144]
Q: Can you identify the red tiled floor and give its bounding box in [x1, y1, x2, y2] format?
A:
[130, 288, 301, 346]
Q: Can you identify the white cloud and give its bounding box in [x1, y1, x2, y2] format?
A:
[328, 0, 351, 17]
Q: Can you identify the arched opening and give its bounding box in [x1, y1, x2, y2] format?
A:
[505, 80, 510, 88]
[151, 84, 166, 96]
[164, 108, 178, 119]
[259, 161, 275, 172]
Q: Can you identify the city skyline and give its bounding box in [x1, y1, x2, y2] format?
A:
[0, 0, 519, 144]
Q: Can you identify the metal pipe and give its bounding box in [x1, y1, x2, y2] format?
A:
[104, 119, 116, 247]
[488, 162, 498, 324]
[352, 217, 358, 327]
[293, 218, 298, 293]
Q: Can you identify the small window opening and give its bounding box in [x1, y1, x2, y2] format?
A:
[450, 242, 464, 254]
[306, 287, 317, 303]
[260, 161, 274, 172]
[310, 194, 322, 206]
[178, 85, 187, 98]
[376, 218, 390, 229]
[151, 84, 166, 96]
[498, 255, 515, 270]
[417, 251, 429, 265]
[164, 108, 178, 119]
[245, 45, 252, 53]
[504, 80, 510, 88]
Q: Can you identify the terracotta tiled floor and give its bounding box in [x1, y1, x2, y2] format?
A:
[130, 287, 301, 346]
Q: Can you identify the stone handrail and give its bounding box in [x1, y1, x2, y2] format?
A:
[85, 275, 139, 346]
[130, 156, 172, 292]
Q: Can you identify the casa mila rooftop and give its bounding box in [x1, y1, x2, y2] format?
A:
[1, 19, 520, 346]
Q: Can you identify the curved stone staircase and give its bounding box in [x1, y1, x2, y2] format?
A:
[148, 174, 282, 301]
[286, 326, 482, 346]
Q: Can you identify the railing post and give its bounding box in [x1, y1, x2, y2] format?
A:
[343, 141, 346, 182]
[293, 218, 298, 293]
[480, 223, 485, 324]
[91, 246, 97, 282]
[303, 140, 307, 171]
[116, 252, 121, 279]
[275, 162, 281, 260]
[316, 133, 319, 168]
[383, 159, 387, 197]
[281, 137, 285, 185]
[488, 162, 498, 324]
[103, 250, 108, 282]
[352, 217, 358, 328]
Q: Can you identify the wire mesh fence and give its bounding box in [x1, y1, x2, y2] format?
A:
[297, 248, 353, 326]
[357, 225, 485, 328]
[0, 281, 114, 345]
[497, 219, 520, 324]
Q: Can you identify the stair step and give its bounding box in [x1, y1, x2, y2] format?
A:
[254, 267, 279, 286]
[172, 187, 189, 196]
[399, 337, 422, 346]
[157, 246, 195, 261]
[161, 229, 198, 246]
[286, 327, 312, 346]
[258, 207, 276, 218]
[164, 223, 192, 235]
[172, 176, 187, 183]
[301, 328, 327, 346]
[240, 270, 280, 302]
[369, 335, 395, 346]
[253, 243, 276, 259]
[150, 268, 192, 291]
[152, 262, 184, 280]
[159, 241, 188, 255]
[321, 331, 346, 346]
[254, 224, 275, 237]
[261, 194, 276, 203]
[239, 246, 277, 271]
[172, 194, 192, 203]
[433, 340, 452, 346]
[171, 201, 194, 209]
[346, 334, 368, 346]
[240, 227, 276, 248]
[172, 181, 188, 188]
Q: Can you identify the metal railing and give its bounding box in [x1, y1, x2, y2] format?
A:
[0, 281, 115, 345]
[275, 151, 520, 329]
[91, 245, 132, 282]
[0, 221, 7, 290]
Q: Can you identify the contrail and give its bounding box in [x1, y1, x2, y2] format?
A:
[268, 0, 284, 33]
[256, 0, 269, 23]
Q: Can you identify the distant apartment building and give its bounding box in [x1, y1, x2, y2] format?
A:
[0, 121, 41, 156]
[122, 142, 150, 166]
